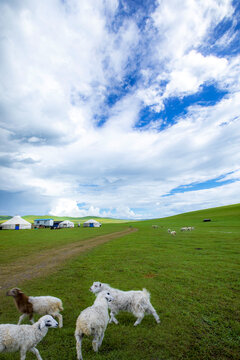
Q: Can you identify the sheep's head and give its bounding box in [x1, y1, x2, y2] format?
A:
[6, 288, 22, 297]
[90, 281, 102, 294]
[104, 291, 114, 303]
[96, 290, 114, 303]
[38, 315, 58, 330]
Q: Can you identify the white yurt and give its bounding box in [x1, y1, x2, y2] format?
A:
[83, 219, 101, 228]
[1, 216, 31, 230]
[59, 220, 74, 228]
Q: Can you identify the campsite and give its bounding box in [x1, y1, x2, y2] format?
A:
[0, 204, 239, 360]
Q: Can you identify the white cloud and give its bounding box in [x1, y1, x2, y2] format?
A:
[0, 0, 239, 218]
[50, 198, 101, 217]
[164, 51, 228, 98]
[155, 181, 240, 218]
[152, 0, 233, 59]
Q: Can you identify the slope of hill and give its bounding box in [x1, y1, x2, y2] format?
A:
[21, 215, 132, 224]
[1, 203, 239, 225]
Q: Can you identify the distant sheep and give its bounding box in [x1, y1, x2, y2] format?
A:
[170, 231, 176, 236]
[167, 229, 171, 233]
[6, 288, 63, 328]
[152, 225, 159, 229]
[90, 282, 160, 326]
[0, 315, 58, 360]
[75, 291, 113, 360]
[181, 227, 188, 231]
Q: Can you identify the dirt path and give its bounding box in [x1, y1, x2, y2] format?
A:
[0, 228, 137, 295]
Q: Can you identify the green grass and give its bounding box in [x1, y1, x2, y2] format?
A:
[0, 223, 129, 265]
[0, 204, 240, 359]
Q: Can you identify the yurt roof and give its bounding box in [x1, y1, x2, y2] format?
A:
[83, 219, 101, 224]
[2, 215, 31, 225]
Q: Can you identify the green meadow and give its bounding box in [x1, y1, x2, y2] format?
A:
[0, 204, 239, 359]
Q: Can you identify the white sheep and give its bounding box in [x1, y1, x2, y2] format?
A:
[181, 227, 188, 231]
[170, 231, 176, 236]
[6, 288, 64, 328]
[75, 291, 113, 360]
[0, 315, 58, 360]
[90, 282, 160, 326]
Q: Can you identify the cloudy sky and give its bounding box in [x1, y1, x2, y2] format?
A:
[0, 0, 240, 219]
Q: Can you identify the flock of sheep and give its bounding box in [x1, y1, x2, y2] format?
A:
[152, 225, 195, 236]
[0, 282, 160, 360]
[167, 227, 194, 236]
[1, 225, 195, 359]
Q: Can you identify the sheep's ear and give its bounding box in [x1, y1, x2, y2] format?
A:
[38, 319, 46, 330]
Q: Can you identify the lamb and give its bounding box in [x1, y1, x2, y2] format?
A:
[6, 288, 63, 328]
[0, 314, 58, 360]
[170, 231, 176, 236]
[90, 282, 160, 326]
[75, 291, 113, 360]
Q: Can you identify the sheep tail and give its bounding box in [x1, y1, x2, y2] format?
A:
[142, 288, 150, 299]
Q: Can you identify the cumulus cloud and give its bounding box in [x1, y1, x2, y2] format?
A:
[50, 198, 101, 218]
[0, 0, 239, 218]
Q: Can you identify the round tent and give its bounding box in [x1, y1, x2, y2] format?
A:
[59, 220, 74, 228]
[1, 216, 31, 230]
[83, 219, 101, 227]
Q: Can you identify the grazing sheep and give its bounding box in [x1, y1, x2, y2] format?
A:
[167, 229, 171, 233]
[6, 288, 63, 328]
[90, 282, 160, 326]
[181, 227, 188, 231]
[0, 315, 58, 360]
[152, 225, 159, 229]
[170, 231, 176, 236]
[75, 291, 113, 360]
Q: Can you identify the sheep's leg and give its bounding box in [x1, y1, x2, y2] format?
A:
[20, 348, 27, 360]
[98, 332, 105, 348]
[18, 313, 27, 325]
[75, 333, 83, 360]
[109, 311, 118, 324]
[56, 313, 63, 328]
[147, 303, 160, 323]
[149, 304, 160, 324]
[92, 335, 100, 352]
[30, 347, 43, 360]
[134, 313, 144, 326]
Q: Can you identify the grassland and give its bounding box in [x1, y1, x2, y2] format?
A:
[0, 204, 239, 359]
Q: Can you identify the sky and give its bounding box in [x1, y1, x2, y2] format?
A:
[0, 0, 240, 219]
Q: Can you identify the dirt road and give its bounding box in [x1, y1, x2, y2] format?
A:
[0, 227, 137, 295]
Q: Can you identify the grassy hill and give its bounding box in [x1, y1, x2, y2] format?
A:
[0, 203, 239, 359]
[0, 214, 132, 224]
[140, 202, 240, 228]
[1, 203, 239, 224]
[0, 215, 11, 221]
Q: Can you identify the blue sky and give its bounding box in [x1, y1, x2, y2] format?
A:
[0, 0, 240, 219]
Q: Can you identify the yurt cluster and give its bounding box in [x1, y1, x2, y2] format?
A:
[0, 216, 101, 230]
